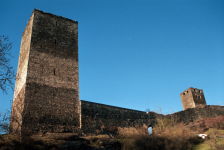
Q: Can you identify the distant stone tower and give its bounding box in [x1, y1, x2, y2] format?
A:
[180, 87, 206, 110]
[10, 9, 79, 135]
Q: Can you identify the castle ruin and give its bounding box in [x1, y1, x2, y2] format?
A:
[10, 9, 224, 135]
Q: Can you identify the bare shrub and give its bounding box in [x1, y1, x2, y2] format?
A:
[117, 118, 203, 150]
[117, 124, 148, 138]
[95, 129, 101, 134]
[205, 115, 224, 129]
[0, 109, 10, 133]
[0, 35, 16, 93]
[109, 126, 118, 134]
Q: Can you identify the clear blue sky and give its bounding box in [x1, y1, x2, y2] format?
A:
[0, 0, 224, 115]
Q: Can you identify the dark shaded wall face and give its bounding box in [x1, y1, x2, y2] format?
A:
[80, 101, 224, 135]
[23, 10, 80, 134]
[80, 100, 158, 134]
[166, 105, 224, 124]
[11, 9, 80, 135]
[191, 89, 206, 107]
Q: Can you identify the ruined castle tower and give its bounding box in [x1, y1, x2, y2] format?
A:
[180, 87, 206, 110]
[10, 9, 80, 135]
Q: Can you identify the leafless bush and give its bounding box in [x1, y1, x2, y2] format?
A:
[0, 109, 10, 133]
[0, 35, 15, 94]
[117, 124, 148, 138]
[205, 115, 224, 129]
[117, 118, 203, 150]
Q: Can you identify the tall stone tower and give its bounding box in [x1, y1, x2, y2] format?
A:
[180, 87, 206, 110]
[10, 9, 80, 135]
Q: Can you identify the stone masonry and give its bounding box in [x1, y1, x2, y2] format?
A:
[180, 87, 206, 110]
[10, 10, 224, 135]
[10, 9, 79, 135]
[165, 105, 224, 124]
[80, 100, 160, 133]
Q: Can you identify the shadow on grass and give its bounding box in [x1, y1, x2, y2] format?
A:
[119, 134, 204, 150]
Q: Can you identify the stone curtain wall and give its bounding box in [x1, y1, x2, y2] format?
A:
[80, 101, 224, 134]
[80, 100, 159, 134]
[166, 105, 224, 124]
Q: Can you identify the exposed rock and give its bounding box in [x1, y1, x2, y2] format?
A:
[98, 139, 117, 146]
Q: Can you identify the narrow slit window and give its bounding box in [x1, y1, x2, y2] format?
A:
[55, 39, 57, 45]
[53, 91, 55, 98]
[54, 68, 56, 75]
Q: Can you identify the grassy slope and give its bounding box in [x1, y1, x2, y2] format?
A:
[115, 116, 224, 150]
[192, 129, 224, 150]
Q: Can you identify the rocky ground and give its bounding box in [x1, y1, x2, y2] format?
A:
[0, 133, 121, 150]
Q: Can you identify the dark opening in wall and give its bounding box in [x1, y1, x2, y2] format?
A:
[196, 95, 198, 98]
[183, 93, 185, 95]
[148, 126, 153, 135]
[194, 89, 196, 92]
[55, 39, 57, 45]
[54, 69, 56, 75]
[187, 91, 189, 93]
[53, 91, 55, 98]
[199, 90, 201, 93]
[56, 21, 57, 26]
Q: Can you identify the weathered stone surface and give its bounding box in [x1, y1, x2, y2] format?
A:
[180, 87, 206, 110]
[81, 100, 224, 134]
[80, 100, 158, 134]
[10, 12, 34, 134]
[166, 105, 224, 124]
[10, 9, 79, 135]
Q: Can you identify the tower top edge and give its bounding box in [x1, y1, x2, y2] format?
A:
[33, 8, 78, 24]
[180, 87, 203, 94]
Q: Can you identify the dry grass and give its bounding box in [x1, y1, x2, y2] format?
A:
[192, 128, 224, 150]
[117, 124, 148, 138]
[0, 134, 43, 150]
[116, 118, 203, 150]
[154, 121, 195, 139]
[84, 134, 110, 141]
[116, 116, 224, 150]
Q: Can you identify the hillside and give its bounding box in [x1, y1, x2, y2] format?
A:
[0, 115, 224, 150]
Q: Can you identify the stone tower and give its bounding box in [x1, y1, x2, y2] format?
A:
[10, 9, 80, 135]
[180, 87, 206, 110]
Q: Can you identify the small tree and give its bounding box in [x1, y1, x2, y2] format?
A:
[0, 35, 15, 133]
[0, 35, 15, 94]
[0, 109, 10, 133]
